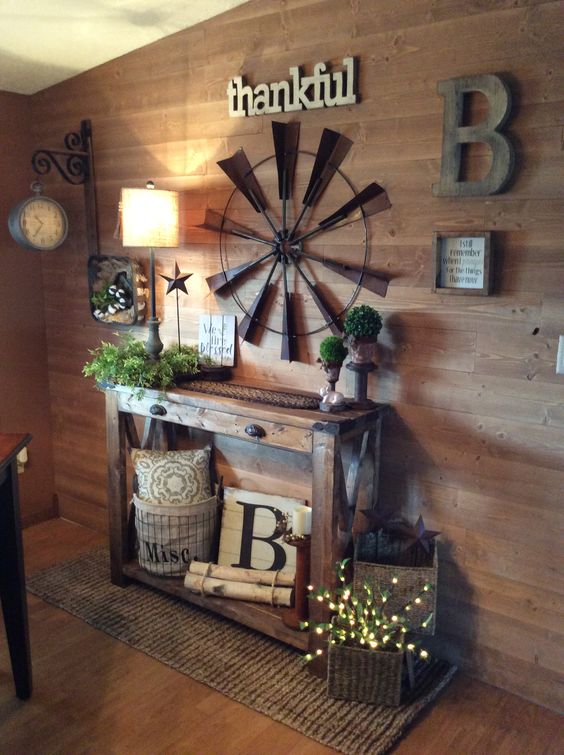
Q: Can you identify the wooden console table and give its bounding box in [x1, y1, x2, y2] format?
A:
[0, 433, 32, 700]
[105, 384, 387, 654]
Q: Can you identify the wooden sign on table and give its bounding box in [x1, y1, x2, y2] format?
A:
[199, 314, 236, 365]
[218, 487, 308, 574]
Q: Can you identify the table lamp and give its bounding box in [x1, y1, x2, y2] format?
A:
[121, 180, 179, 359]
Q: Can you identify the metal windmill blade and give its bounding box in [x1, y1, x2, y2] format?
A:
[206, 248, 277, 293]
[280, 255, 296, 362]
[319, 182, 391, 229]
[293, 259, 341, 334]
[293, 183, 391, 244]
[238, 258, 279, 343]
[302, 128, 353, 207]
[272, 121, 300, 200]
[217, 148, 268, 213]
[322, 258, 389, 297]
[297, 249, 389, 298]
[198, 209, 275, 247]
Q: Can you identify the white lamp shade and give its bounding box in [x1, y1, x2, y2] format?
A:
[121, 187, 179, 248]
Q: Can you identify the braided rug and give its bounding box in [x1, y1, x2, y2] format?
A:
[27, 548, 456, 755]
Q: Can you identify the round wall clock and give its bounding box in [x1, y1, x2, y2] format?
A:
[200, 122, 392, 361]
[8, 181, 69, 251]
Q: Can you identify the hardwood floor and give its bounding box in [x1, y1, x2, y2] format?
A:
[0, 519, 561, 754]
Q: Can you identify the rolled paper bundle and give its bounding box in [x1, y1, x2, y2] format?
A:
[292, 505, 312, 536]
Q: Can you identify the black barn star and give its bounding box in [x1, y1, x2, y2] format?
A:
[160, 262, 192, 295]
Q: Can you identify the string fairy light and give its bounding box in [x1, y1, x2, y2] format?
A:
[300, 559, 433, 667]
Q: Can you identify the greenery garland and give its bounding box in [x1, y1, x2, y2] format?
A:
[83, 334, 199, 397]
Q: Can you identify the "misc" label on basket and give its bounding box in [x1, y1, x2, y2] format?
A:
[142, 541, 191, 565]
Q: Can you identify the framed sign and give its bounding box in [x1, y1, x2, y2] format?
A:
[218, 487, 308, 574]
[432, 232, 492, 295]
[199, 314, 236, 365]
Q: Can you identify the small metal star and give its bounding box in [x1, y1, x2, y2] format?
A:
[160, 261, 192, 295]
[360, 509, 391, 533]
[390, 515, 440, 555]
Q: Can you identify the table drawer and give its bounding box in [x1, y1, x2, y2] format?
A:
[116, 393, 313, 454]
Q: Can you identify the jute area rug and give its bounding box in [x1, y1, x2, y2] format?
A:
[27, 548, 456, 755]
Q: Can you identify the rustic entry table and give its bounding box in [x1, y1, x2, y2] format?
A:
[105, 384, 387, 655]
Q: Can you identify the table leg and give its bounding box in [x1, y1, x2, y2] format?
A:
[106, 391, 129, 586]
[0, 461, 32, 699]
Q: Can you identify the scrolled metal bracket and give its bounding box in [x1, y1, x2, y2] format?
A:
[31, 119, 99, 254]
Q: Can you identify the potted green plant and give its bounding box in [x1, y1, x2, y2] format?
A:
[343, 304, 383, 364]
[302, 560, 432, 706]
[83, 334, 199, 398]
[319, 335, 348, 390]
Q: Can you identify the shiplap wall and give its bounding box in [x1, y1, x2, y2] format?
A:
[30, 0, 563, 710]
[0, 92, 56, 525]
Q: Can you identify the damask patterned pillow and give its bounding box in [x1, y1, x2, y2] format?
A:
[131, 447, 211, 505]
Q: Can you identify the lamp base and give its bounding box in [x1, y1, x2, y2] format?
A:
[145, 317, 163, 360]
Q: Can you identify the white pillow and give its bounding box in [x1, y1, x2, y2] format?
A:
[131, 447, 211, 505]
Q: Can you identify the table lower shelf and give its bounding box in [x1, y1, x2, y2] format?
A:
[122, 562, 309, 651]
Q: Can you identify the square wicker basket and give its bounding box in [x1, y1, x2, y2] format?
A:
[353, 532, 438, 635]
[327, 644, 403, 706]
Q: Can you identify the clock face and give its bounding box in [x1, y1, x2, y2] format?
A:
[16, 197, 68, 251]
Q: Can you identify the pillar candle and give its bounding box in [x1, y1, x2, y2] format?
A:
[292, 505, 312, 536]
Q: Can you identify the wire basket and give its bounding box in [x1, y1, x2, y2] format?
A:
[133, 494, 220, 577]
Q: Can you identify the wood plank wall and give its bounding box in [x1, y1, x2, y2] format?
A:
[29, 0, 563, 711]
[0, 92, 56, 526]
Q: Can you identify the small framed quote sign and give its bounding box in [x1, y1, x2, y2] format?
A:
[432, 232, 492, 295]
[199, 314, 236, 365]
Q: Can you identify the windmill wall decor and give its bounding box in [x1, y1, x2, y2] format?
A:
[200, 121, 392, 362]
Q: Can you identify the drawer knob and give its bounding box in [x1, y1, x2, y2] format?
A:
[245, 423, 266, 439]
[150, 404, 167, 416]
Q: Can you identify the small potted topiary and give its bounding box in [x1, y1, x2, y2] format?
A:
[343, 305, 383, 364]
[319, 335, 348, 389]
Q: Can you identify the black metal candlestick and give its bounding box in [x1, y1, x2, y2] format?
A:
[282, 533, 311, 630]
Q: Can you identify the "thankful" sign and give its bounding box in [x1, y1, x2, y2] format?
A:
[227, 57, 359, 117]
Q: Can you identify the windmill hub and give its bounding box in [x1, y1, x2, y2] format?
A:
[279, 237, 301, 258]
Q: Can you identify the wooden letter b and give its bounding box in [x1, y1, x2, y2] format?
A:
[433, 74, 514, 197]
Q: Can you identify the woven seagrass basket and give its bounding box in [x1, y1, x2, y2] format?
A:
[354, 532, 438, 635]
[327, 644, 403, 706]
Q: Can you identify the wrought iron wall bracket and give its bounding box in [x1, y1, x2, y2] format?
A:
[31, 119, 99, 254]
